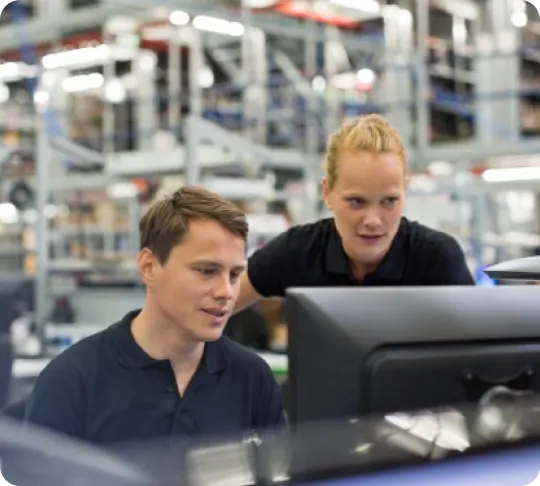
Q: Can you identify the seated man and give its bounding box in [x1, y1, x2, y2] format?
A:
[23, 187, 286, 445]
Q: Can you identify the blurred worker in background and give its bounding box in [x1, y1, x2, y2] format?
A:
[24, 187, 285, 445]
[235, 114, 474, 313]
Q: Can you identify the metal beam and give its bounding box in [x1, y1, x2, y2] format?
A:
[105, 0, 383, 55]
[49, 138, 105, 165]
[417, 140, 540, 164]
[0, 4, 123, 52]
[185, 115, 308, 170]
[48, 173, 121, 191]
[209, 45, 242, 84]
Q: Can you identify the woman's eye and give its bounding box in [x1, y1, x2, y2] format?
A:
[348, 198, 364, 207]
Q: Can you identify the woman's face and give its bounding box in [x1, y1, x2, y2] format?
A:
[322, 151, 406, 269]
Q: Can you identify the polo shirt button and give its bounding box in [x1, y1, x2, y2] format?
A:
[166, 386, 176, 393]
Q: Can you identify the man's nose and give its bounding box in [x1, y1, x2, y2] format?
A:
[213, 276, 235, 301]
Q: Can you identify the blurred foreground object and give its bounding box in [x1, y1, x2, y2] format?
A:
[0, 417, 151, 486]
[484, 256, 540, 280]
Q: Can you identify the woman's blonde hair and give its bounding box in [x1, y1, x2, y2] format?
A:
[324, 114, 407, 190]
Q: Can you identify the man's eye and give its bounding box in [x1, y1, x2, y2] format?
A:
[198, 268, 215, 277]
[383, 197, 399, 205]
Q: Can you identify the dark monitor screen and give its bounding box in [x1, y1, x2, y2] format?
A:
[285, 286, 540, 423]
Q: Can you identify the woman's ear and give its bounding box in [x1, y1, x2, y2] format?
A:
[321, 177, 332, 209]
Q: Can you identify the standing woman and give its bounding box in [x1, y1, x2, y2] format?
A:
[234, 114, 474, 313]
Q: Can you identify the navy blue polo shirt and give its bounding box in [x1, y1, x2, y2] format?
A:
[23, 310, 285, 446]
[248, 217, 475, 296]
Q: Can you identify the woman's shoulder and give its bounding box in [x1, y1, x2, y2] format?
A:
[285, 218, 336, 251]
[402, 218, 463, 255]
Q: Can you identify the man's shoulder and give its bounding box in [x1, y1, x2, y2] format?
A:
[219, 337, 274, 377]
[41, 324, 113, 377]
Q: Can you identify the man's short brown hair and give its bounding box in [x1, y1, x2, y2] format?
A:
[139, 186, 249, 263]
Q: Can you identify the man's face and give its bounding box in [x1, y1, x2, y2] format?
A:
[141, 219, 246, 343]
[323, 151, 406, 268]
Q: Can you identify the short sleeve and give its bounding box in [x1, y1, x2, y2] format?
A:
[254, 363, 287, 429]
[24, 355, 86, 439]
[428, 237, 475, 285]
[247, 231, 291, 298]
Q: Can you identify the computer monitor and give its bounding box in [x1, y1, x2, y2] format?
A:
[285, 286, 540, 424]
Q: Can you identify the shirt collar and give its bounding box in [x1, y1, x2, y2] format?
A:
[325, 217, 409, 282]
[112, 310, 227, 374]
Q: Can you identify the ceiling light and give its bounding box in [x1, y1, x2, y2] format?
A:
[329, 0, 380, 14]
[170, 10, 190, 26]
[482, 166, 540, 182]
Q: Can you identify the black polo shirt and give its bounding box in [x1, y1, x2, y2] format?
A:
[248, 217, 475, 297]
[23, 310, 285, 446]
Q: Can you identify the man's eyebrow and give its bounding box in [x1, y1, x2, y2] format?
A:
[191, 260, 222, 267]
[191, 260, 246, 271]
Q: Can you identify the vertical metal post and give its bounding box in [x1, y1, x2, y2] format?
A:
[323, 26, 342, 138]
[128, 196, 141, 256]
[241, 7, 255, 142]
[253, 28, 268, 144]
[168, 25, 182, 140]
[134, 49, 158, 150]
[241, 7, 268, 146]
[414, 0, 430, 158]
[304, 14, 320, 223]
[475, 0, 520, 142]
[185, 26, 203, 186]
[379, 5, 414, 146]
[188, 27, 203, 119]
[35, 116, 50, 346]
[102, 29, 116, 154]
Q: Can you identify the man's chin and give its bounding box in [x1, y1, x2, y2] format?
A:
[199, 328, 225, 342]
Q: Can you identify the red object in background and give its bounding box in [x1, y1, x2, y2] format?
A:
[273, 0, 358, 28]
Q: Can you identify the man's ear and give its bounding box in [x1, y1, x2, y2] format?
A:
[138, 248, 159, 288]
[321, 177, 332, 210]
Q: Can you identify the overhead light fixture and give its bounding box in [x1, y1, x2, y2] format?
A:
[104, 78, 127, 104]
[512, 11, 527, 27]
[329, 0, 380, 14]
[170, 10, 190, 26]
[42, 44, 137, 70]
[62, 73, 104, 93]
[0, 62, 38, 83]
[33, 89, 49, 107]
[356, 68, 376, 85]
[241, 0, 279, 7]
[198, 66, 215, 88]
[482, 166, 540, 183]
[192, 15, 245, 36]
[312, 75, 326, 92]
